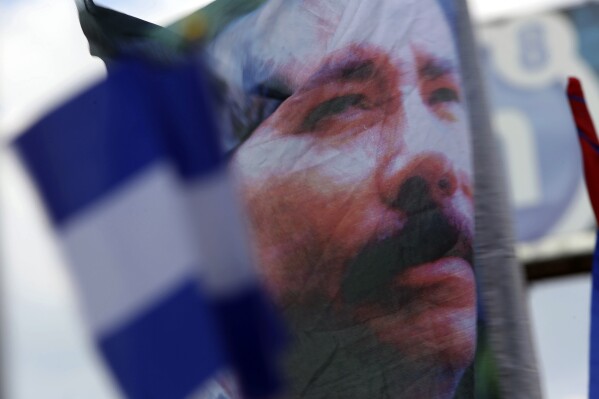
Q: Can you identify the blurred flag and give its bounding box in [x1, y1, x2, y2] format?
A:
[567, 77, 599, 398]
[13, 56, 285, 399]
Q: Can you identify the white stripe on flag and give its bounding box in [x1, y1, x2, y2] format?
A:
[60, 161, 259, 336]
[61, 163, 199, 335]
[185, 168, 257, 297]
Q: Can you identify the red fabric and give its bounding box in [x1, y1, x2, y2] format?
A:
[567, 77, 599, 225]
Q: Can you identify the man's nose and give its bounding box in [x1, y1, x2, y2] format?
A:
[385, 153, 458, 215]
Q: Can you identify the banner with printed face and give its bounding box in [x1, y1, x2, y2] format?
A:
[78, 0, 545, 397]
[204, 1, 477, 397]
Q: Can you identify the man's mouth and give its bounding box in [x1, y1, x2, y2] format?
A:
[341, 206, 472, 308]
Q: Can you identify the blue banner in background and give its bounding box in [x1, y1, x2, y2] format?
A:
[479, 4, 599, 242]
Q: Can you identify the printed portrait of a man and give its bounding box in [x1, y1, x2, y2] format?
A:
[206, 0, 476, 397]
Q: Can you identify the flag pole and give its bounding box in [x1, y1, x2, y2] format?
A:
[455, 0, 543, 397]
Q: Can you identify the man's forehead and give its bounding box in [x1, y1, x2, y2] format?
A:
[211, 0, 457, 89]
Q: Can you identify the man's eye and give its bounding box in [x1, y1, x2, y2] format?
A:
[251, 82, 293, 117]
[259, 87, 291, 101]
[428, 88, 459, 106]
[301, 94, 366, 131]
[253, 83, 292, 101]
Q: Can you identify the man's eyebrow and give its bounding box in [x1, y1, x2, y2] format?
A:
[338, 60, 376, 82]
[308, 58, 377, 87]
[418, 58, 454, 80]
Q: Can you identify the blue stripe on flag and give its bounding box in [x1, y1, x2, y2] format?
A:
[14, 59, 224, 227]
[14, 80, 163, 226]
[147, 59, 224, 181]
[568, 93, 586, 104]
[99, 278, 226, 399]
[578, 128, 599, 153]
[212, 286, 286, 398]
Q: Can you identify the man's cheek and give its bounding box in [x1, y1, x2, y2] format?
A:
[241, 184, 322, 299]
[241, 176, 335, 257]
[240, 173, 379, 295]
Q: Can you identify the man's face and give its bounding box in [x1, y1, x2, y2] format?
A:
[211, 0, 475, 393]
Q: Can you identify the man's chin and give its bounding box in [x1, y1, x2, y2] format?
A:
[365, 305, 476, 368]
[353, 257, 477, 369]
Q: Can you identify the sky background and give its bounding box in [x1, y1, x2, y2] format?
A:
[0, 0, 592, 398]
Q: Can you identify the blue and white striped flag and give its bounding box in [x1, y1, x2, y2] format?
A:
[14, 56, 285, 399]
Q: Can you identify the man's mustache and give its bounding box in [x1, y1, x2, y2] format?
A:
[341, 206, 472, 306]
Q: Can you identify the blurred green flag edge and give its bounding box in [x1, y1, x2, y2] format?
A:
[76, 1, 542, 398]
[75, 0, 267, 61]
